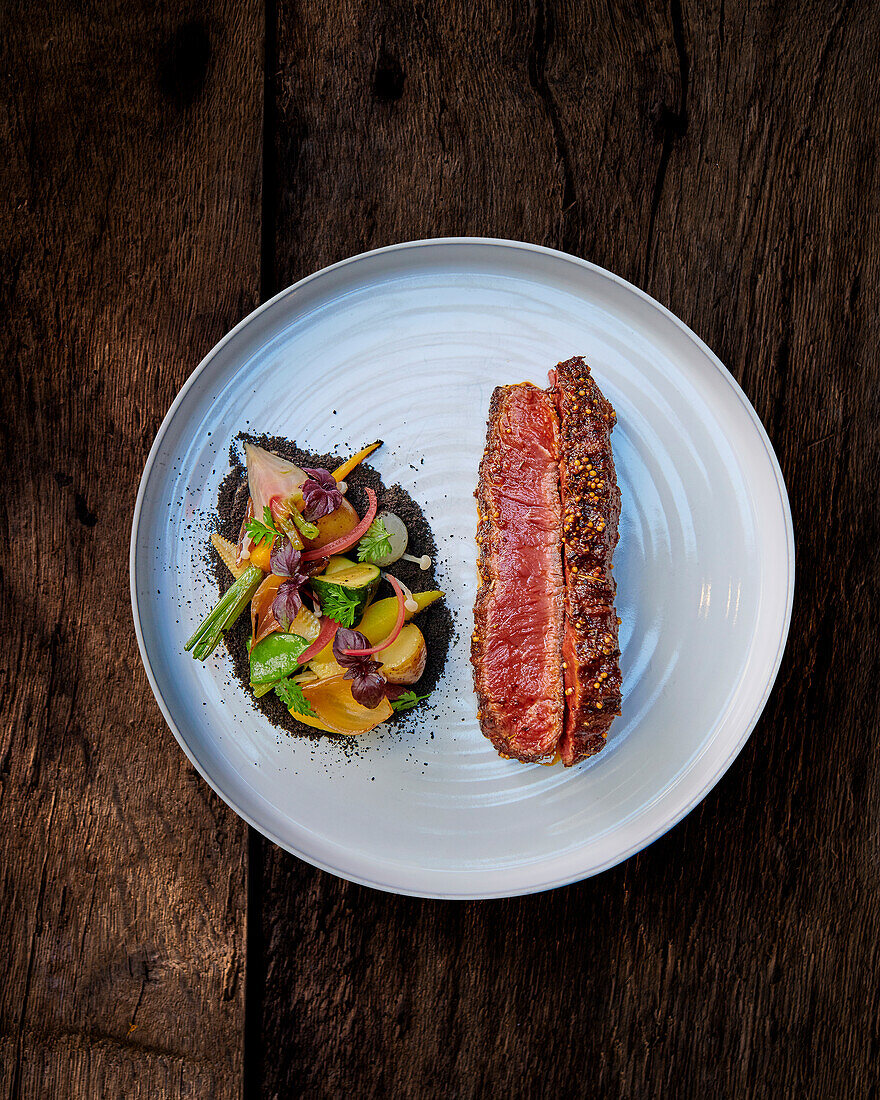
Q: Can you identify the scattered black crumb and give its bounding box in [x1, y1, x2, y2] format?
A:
[210, 432, 453, 750]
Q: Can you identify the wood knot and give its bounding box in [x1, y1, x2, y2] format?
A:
[373, 47, 405, 102]
[158, 22, 212, 107]
[650, 101, 687, 142]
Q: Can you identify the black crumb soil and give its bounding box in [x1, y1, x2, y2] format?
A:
[210, 433, 453, 751]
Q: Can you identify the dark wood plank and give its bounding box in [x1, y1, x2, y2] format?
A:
[254, 0, 880, 1097]
[0, 2, 262, 1096]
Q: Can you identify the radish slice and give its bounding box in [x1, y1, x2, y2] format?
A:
[301, 487, 378, 561]
[366, 511, 409, 566]
[339, 575, 406, 656]
[298, 615, 339, 665]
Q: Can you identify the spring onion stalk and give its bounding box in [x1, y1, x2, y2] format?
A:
[185, 564, 263, 661]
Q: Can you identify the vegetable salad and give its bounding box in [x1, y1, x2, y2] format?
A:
[186, 441, 443, 736]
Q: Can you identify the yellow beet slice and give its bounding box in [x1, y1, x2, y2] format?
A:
[357, 590, 444, 644]
[285, 709, 337, 734]
[248, 538, 274, 572]
[307, 590, 444, 678]
[300, 675, 393, 735]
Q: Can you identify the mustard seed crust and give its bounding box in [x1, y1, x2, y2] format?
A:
[549, 357, 623, 764]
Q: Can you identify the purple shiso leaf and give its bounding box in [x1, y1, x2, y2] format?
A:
[332, 628, 386, 708]
[301, 467, 344, 522]
[383, 683, 409, 702]
[270, 537, 302, 578]
[332, 629, 369, 666]
[272, 578, 304, 630]
[349, 670, 386, 709]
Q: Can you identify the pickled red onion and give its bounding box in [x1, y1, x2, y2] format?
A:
[297, 615, 339, 665]
[338, 575, 406, 656]
[301, 487, 378, 561]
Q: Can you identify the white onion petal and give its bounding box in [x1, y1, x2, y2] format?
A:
[243, 442, 308, 515]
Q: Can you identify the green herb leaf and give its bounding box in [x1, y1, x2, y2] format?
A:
[390, 690, 430, 713]
[273, 677, 318, 718]
[246, 505, 284, 547]
[320, 588, 361, 628]
[357, 517, 393, 564]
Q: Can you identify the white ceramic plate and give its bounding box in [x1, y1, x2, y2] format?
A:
[131, 238, 794, 899]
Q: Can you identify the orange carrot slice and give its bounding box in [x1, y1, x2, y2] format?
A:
[331, 441, 382, 483]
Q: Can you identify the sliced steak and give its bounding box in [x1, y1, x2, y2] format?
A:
[472, 383, 565, 762]
[549, 357, 623, 765]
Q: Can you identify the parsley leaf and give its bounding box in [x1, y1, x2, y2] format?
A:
[320, 587, 361, 628]
[390, 690, 430, 712]
[273, 677, 318, 718]
[357, 517, 393, 564]
[246, 505, 284, 547]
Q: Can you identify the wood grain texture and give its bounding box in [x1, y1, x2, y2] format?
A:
[0, 1, 261, 1096]
[4, 0, 880, 1096]
[254, 1, 880, 1098]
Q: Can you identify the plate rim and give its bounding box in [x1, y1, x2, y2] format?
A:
[130, 236, 796, 899]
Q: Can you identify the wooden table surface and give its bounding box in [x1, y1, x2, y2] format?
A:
[3, 1, 879, 1096]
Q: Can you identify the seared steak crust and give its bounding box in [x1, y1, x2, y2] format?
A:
[549, 357, 622, 764]
[472, 384, 565, 762]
